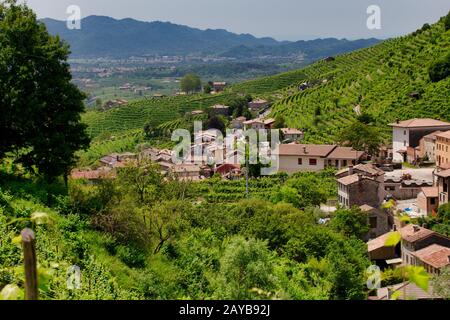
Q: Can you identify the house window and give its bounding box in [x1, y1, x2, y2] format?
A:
[404, 130, 407, 135]
[430, 198, 436, 205]
[298, 158, 303, 165]
[404, 141, 407, 147]
[309, 159, 317, 166]
[369, 217, 378, 229]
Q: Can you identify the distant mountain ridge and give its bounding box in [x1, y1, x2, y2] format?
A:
[41, 16, 380, 59]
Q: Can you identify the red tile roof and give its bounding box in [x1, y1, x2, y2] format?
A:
[327, 147, 365, 160]
[368, 232, 397, 252]
[436, 169, 450, 178]
[337, 174, 361, 186]
[390, 118, 450, 128]
[421, 187, 439, 198]
[413, 244, 450, 269]
[436, 130, 450, 139]
[400, 224, 436, 243]
[278, 144, 336, 157]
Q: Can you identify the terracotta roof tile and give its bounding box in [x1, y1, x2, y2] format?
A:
[278, 144, 336, 157]
[353, 163, 385, 176]
[436, 130, 450, 139]
[327, 147, 365, 160]
[337, 174, 361, 186]
[390, 118, 450, 128]
[413, 244, 450, 269]
[368, 232, 396, 252]
[421, 187, 439, 198]
[400, 224, 435, 243]
[436, 169, 450, 178]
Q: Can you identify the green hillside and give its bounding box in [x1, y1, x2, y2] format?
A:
[83, 16, 449, 145]
[270, 19, 450, 143]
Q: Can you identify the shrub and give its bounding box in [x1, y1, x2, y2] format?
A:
[116, 245, 147, 269]
[429, 53, 450, 82]
[445, 11, 450, 31]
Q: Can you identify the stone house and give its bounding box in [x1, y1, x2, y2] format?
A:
[248, 99, 269, 112]
[417, 187, 439, 216]
[418, 131, 441, 162]
[360, 204, 393, 240]
[436, 167, 450, 206]
[336, 164, 386, 208]
[412, 244, 450, 275]
[231, 116, 247, 129]
[384, 177, 433, 200]
[280, 128, 304, 142]
[400, 224, 450, 274]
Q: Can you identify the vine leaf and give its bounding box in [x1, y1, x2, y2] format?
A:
[384, 231, 401, 247]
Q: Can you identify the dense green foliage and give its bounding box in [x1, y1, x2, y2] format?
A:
[0, 1, 90, 181]
[0, 163, 372, 300]
[180, 73, 202, 93]
[429, 52, 450, 82]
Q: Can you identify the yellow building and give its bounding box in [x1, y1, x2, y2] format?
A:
[436, 131, 450, 167]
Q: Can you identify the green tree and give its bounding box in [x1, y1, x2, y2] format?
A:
[207, 116, 226, 134]
[0, 1, 90, 181]
[429, 52, 450, 82]
[203, 82, 212, 94]
[337, 120, 382, 156]
[180, 73, 201, 93]
[273, 115, 286, 129]
[444, 10, 450, 31]
[146, 200, 189, 254]
[272, 175, 329, 209]
[432, 266, 450, 299]
[213, 236, 276, 299]
[326, 239, 370, 300]
[330, 207, 370, 240]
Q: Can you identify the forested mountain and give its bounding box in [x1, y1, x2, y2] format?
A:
[42, 16, 378, 58]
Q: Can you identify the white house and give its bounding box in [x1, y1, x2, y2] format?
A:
[390, 119, 450, 163]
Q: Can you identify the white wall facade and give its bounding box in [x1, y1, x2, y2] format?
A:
[278, 155, 326, 174]
[392, 127, 409, 163]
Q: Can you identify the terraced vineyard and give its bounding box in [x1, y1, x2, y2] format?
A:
[82, 17, 450, 147]
[270, 19, 450, 143]
[83, 93, 236, 138]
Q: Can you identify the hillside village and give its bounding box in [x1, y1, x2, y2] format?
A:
[72, 109, 450, 299]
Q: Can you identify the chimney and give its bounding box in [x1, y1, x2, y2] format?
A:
[396, 118, 400, 124]
[413, 225, 420, 233]
[349, 164, 354, 175]
[303, 146, 308, 154]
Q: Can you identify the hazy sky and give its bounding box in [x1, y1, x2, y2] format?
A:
[24, 0, 450, 40]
